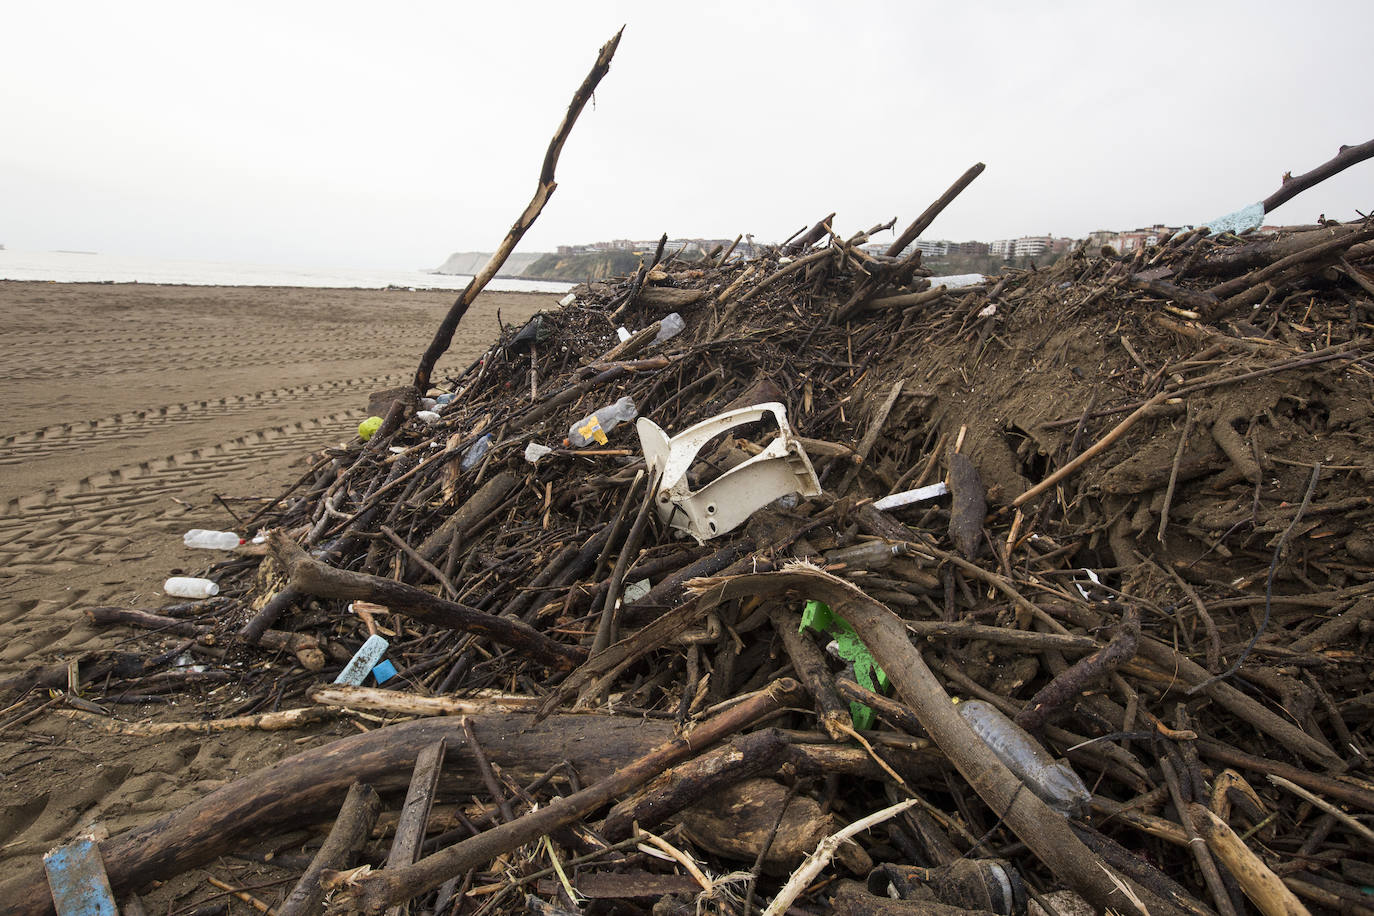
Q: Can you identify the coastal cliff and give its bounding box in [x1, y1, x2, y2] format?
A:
[436, 248, 657, 282]
[433, 251, 546, 278]
[521, 249, 640, 282]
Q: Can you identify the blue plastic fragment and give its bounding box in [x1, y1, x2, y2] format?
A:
[335, 634, 390, 685]
[43, 837, 118, 916]
[371, 658, 398, 684]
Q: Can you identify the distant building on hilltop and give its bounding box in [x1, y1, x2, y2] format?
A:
[1083, 224, 1187, 254]
[863, 239, 992, 259]
[556, 238, 739, 259]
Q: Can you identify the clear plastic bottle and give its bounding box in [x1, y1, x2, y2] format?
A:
[164, 576, 220, 599]
[955, 699, 1091, 816]
[182, 529, 242, 550]
[567, 396, 637, 447]
[461, 434, 493, 470]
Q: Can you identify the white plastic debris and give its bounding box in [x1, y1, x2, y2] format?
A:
[932, 273, 989, 289]
[1073, 568, 1103, 600]
[653, 312, 685, 343]
[1205, 201, 1265, 236]
[568, 397, 637, 447]
[872, 481, 949, 511]
[182, 529, 241, 550]
[524, 441, 554, 464]
[616, 326, 632, 342]
[559, 292, 577, 307]
[622, 579, 652, 604]
[416, 410, 441, 425]
[978, 303, 997, 318]
[637, 402, 821, 542]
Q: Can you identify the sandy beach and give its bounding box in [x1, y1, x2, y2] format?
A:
[0, 281, 552, 677]
[0, 282, 555, 905]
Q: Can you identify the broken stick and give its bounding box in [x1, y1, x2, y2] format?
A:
[413, 28, 623, 393]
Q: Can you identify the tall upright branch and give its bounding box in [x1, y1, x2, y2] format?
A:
[413, 28, 624, 394]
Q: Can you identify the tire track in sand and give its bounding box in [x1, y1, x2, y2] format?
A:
[0, 373, 404, 465]
[0, 409, 364, 588]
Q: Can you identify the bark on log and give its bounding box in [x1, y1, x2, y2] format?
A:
[1261, 139, 1374, 213]
[278, 782, 381, 916]
[635, 287, 707, 310]
[381, 740, 446, 916]
[768, 603, 850, 740]
[0, 714, 679, 916]
[601, 727, 790, 840]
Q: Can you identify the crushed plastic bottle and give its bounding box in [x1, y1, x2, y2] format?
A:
[416, 410, 442, 426]
[164, 577, 220, 599]
[567, 396, 636, 447]
[182, 529, 242, 550]
[524, 441, 554, 464]
[955, 699, 1091, 816]
[461, 434, 493, 470]
[653, 312, 685, 343]
[435, 393, 455, 407]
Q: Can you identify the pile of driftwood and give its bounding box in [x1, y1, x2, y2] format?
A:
[7, 31, 1374, 916]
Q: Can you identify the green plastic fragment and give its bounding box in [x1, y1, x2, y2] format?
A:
[800, 599, 889, 729]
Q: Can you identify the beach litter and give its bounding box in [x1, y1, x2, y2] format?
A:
[7, 29, 1374, 916]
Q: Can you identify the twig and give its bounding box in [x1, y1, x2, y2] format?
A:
[762, 798, 919, 916]
[206, 876, 278, 915]
[1157, 408, 1195, 545]
[1266, 774, 1374, 844]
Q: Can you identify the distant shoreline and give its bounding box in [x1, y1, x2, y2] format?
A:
[0, 278, 561, 298]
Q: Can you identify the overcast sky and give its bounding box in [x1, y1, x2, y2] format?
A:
[3, 1, 1371, 270]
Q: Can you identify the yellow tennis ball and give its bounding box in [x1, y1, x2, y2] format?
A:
[358, 416, 384, 441]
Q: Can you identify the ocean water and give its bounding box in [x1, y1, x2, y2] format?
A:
[0, 248, 573, 293]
